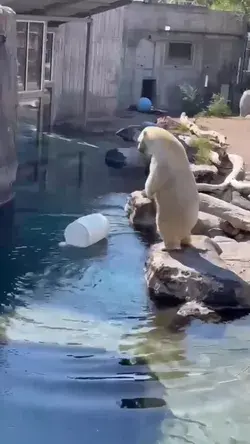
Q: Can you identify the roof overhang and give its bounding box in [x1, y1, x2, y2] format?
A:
[2, 0, 131, 19]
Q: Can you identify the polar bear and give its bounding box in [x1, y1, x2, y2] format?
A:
[239, 90, 250, 117]
[137, 126, 199, 250]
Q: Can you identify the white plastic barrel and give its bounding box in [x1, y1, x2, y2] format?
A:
[64, 213, 110, 248]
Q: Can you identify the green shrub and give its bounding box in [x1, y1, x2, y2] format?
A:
[205, 93, 232, 117]
[179, 84, 204, 117]
[173, 123, 190, 134]
[189, 137, 213, 165]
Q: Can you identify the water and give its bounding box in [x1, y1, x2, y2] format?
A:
[1, 124, 250, 444]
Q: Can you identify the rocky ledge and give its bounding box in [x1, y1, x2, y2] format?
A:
[126, 190, 250, 319]
[146, 236, 250, 319]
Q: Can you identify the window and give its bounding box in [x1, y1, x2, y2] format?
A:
[17, 22, 28, 91]
[27, 22, 44, 91]
[166, 42, 193, 64]
[17, 20, 45, 92]
[45, 32, 54, 82]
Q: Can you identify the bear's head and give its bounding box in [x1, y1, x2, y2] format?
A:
[137, 126, 175, 162]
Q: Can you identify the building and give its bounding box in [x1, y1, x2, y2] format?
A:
[51, 2, 248, 127]
[118, 2, 247, 114]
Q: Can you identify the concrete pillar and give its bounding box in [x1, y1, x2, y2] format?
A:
[0, 6, 17, 206]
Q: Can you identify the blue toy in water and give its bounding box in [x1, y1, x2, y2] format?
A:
[137, 97, 152, 113]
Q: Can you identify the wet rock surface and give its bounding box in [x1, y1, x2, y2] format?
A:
[145, 236, 250, 315]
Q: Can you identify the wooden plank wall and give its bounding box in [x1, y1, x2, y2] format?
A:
[52, 7, 125, 125]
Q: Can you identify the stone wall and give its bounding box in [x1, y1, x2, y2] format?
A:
[0, 6, 17, 205]
[118, 3, 247, 113]
[51, 3, 247, 122]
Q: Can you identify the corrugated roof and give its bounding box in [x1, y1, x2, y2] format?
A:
[2, 0, 131, 18]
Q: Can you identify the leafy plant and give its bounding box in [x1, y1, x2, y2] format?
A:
[179, 84, 204, 117]
[189, 137, 213, 165]
[205, 93, 232, 117]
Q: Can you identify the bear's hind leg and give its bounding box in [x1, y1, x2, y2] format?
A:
[163, 240, 181, 251]
[161, 234, 182, 251]
[181, 235, 192, 247]
[158, 222, 182, 251]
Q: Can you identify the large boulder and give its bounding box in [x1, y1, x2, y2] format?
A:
[239, 90, 250, 117]
[145, 236, 250, 316]
[231, 191, 250, 211]
[125, 190, 156, 230]
[105, 147, 148, 171]
[190, 163, 218, 183]
[192, 211, 222, 237]
[199, 193, 250, 232]
[115, 121, 156, 142]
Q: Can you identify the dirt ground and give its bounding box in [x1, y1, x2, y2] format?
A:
[195, 117, 250, 169]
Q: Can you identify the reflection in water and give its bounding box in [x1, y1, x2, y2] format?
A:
[0, 128, 250, 443]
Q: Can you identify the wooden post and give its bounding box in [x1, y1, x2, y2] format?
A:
[82, 16, 93, 129]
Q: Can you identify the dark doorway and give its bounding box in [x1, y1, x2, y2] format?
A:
[141, 79, 156, 103]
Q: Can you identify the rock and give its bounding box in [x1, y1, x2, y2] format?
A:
[231, 191, 250, 211]
[105, 148, 127, 169]
[231, 179, 250, 196]
[209, 151, 221, 166]
[239, 90, 250, 117]
[207, 228, 226, 238]
[177, 135, 196, 162]
[105, 147, 148, 170]
[196, 154, 244, 194]
[235, 232, 246, 241]
[199, 193, 250, 232]
[125, 190, 156, 230]
[145, 235, 250, 313]
[156, 116, 184, 132]
[116, 122, 156, 142]
[219, 241, 250, 283]
[217, 187, 232, 203]
[220, 220, 240, 237]
[177, 301, 220, 320]
[190, 164, 218, 183]
[213, 235, 237, 244]
[192, 211, 221, 235]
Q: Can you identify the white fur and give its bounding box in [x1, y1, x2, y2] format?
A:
[239, 90, 250, 117]
[137, 126, 199, 250]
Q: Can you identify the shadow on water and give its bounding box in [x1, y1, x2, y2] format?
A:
[1, 123, 250, 443]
